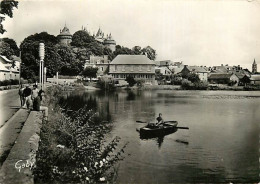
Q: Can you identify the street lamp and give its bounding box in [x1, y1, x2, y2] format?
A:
[39, 43, 45, 89]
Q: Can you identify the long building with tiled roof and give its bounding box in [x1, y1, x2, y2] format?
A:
[109, 55, 155, 84]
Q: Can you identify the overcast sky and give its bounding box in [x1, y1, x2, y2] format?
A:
[2, 0, 260, 71]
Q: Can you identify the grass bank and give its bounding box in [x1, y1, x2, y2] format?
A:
[34, 85, 127, 183]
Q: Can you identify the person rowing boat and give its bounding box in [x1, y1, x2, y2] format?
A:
[156, 113, 164, 126]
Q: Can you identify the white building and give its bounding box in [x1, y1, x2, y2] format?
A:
[0, 55, 20, 81]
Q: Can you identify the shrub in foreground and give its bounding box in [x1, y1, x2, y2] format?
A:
[34, 86, 127, 183]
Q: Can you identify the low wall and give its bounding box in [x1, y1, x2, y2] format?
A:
[0, 111, 42, 184]
[47, 78, 77, 85]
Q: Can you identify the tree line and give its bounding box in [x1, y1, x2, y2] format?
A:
[1, 30, 156, 81]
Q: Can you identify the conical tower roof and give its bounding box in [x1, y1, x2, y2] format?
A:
[58, 24, 72, 36]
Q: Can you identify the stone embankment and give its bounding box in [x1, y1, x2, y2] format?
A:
[0, 111, 42, 184]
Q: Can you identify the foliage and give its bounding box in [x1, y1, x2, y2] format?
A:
[34, 86, 127, 183]
[71, 30, 95, 47]
[0, 37, 19, 56]
[81, 67, 98, 79]
[0, 79, 18, 86]
[0, 0, 18, 34]
[181, 79, 193, 90]
[20, 32, 61, 78]
[186, 73, 200, 83]
[141, 46, 156, 61]
[132, 46, 142, 55]
[97, 76, 116, 91]
[125, 76, 136, 87]
[171, 74, 182, 85]
[194, 81, 208, 90]
[0, 41, 15, 58]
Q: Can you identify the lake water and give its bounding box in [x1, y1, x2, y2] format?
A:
[62, 89, 260, 183]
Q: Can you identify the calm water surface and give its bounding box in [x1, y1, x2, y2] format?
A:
[62, 90, 260, 183]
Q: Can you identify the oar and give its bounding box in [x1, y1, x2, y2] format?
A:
[176, 127, 189, 129]
[136, 121, 147, 123]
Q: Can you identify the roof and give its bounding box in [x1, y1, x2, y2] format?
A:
[58, 26, 72, 37]
[0, 55, 12, 64]
[234, 73, 245, 79]
[211, 65, 228, 73]
[173, 66, 184, 74]
[111, 55, 155, 65]
[208, 73, 232, 79]
[250, 75, 260, 81]
[11, 55, 21, 62]
[187, 66, 208, 73]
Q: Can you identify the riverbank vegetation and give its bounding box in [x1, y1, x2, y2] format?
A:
[34, 85, 127, 183]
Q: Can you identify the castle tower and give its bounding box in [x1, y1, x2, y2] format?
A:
[57, 24, 72, 46]
[104, 33, 116, 52]
[252, 59, 257, 74]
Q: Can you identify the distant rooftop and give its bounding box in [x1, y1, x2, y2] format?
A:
[111, 55, 155, 65]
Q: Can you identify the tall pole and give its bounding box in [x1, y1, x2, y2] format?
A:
[39, 43, 45, 89]
[44, 67, 47, 88]
[42, 60, 44, 88]
[19, 51, 21, 86]
[39, 60, 42, 88]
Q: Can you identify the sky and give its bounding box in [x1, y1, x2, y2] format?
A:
[1, 0, 260, 71]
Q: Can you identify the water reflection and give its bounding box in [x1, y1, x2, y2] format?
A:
[140, 128, 178, 149]
[59, 89, 260, 183]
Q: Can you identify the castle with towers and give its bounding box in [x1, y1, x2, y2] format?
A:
[57, 24, 116, 52]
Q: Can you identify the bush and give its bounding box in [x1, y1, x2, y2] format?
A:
[194, 81, 208, 90]
[181, 79, 193, 89]
[125, 76, 136, 87]
[34, 86, 126, 183]
[10, 79, 19, 85]
[0, 80, 11, 86]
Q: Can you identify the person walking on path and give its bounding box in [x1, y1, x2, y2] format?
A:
[18, 85, 25, 107]
[22, 85, 32, 109]
[33, 90, 48, 121]
[31, 84, 39, 102]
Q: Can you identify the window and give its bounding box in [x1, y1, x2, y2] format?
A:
[139, 65, 142, 71]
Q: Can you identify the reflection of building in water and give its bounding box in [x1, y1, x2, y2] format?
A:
[109, 55, 156, 85]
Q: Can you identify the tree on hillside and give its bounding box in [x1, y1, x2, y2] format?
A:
[71, 30, 95, 47]
[132, 46, 142, 55]
[0, 0, 18, 34]
[142, 46, 156, 61]
[103, 47, 113, 61]
[0, 37, 19, 56]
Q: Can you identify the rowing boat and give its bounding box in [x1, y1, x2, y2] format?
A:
[139, 121, 178, 138]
